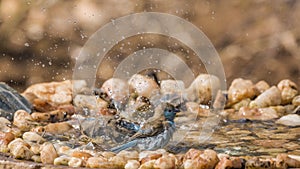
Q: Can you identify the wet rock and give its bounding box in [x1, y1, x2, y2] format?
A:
[160, 80, 185, 94]
[129, 74, 159, 98]
[0, 117, 11, 132]
[124, 160, 140, 169]
[101, 78, 129, 103]
[183, 149, 219, 169]
[73, 94, 108, 114]
[139, 160, 156, 169]
[0, 82, 32, 120]
[229, 107, 278, 121]
[250, 86, 281, 108]
[40, 142, 58, 164]
[277, 79, 298, 105]
[255, 80, 270, 94]
[22, 80, 73, 111]
[276, 114, 300, 127]
[86, 156, 108, 168]
[110, 150, 139, 168]
[29, 143, 41, 155]
[8, 138, 33, 160]
[22, 131, 45, 143]
[13, 110, 37, 131]
[187, 74, 220, 104]
[31, 112, 50, 122]
[227, 78, 257, 105]
[292, 95, 300, 106]
[140, 153, 162, 164]
[139, 149, 167, 161]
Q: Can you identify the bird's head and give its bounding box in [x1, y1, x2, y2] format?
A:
[163, 103, 181, 122]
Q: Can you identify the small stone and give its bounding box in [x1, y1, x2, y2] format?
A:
[22, 131, 45, 143]
[187, 74, 221, 104]
[160, 80, 185, 94]
[227, 78, 257, 105]
[40, 142, 58, 164]
[31, 112, 50, 122]
[277, 79, 298, 104]
[30, 143, 41, 155]
[141, 153, 162, 164]
[68, 157, 83, 167]
[250, 86, 281, 108]
[231, 98, 251, 110]
[73, 94, 108, 113]
[183, 149, 219, 169]
[124, 160, 140, 169]
[71, 151, 93, 161]
[44, 122, 73, 134]
[255, 80, 270, 94]
[139, 160, 156, 169]
[215, 157, 244, 169]
[0, 117, 11, 132]
[292, 95, 300, 106]
[31, 155, 41, 163]
[153, 154, 176, 169]
[22, 80, 73, 111]
[276, 114, 300, 127]
[277, 154, 300, 168]
[54, 156, 71, 166]
[86, 156, 108, 168]
[229, 107, 278, 121]
[129, 74, 159, 98]
[101, 78, 129, 103]
[13, 110, 35, 131]
[0, 131, 15, 145]
[8, 138, 33, 160]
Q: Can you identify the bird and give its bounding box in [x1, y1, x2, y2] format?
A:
[110, 102, 180, 153]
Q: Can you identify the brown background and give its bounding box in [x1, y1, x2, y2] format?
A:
[0, 0, 299, 91]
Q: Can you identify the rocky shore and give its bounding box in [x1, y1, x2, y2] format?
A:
[0, 74, 300, 169]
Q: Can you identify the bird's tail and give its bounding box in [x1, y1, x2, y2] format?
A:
[110, 139, 138, 153]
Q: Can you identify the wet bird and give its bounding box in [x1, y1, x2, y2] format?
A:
[110, 102, 180, 153]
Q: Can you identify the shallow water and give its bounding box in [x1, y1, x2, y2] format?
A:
[168, 117, 300, 157]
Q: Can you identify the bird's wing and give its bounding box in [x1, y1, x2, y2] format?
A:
[128, 118, 164, 140]
[110, 139, 138, 153]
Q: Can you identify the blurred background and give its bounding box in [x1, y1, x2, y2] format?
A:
[0, 0, 299, 91]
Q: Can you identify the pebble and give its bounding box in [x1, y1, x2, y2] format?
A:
[68, 157, 83, 167]
[255, 80, 270, 94]
[71, 151, 93, 162]
[31, 155, 41, 163]
[153, 154, 176, 169]
[229, 107, 278, 121]
[0, 117, 11, 132]
[8, 138, 33, 160]
[160, 80, 185, 94]
[101, 78, 129, 103]
[86, 156, 108, 168]
[276, 114, 300, 127]
[231, 98, 250, 110]
[22, 131, 45, 143]
[40, 142, 58, 164]
[183, 149, 219, 169]
[13, 110, 36, 132]
[128, 74, 159, 98]
[292, 95, 300, 106]
[253, 140, 288, 148]
[29, 143, 41, 155]
[215, 157, 244, 169]
[249, 86, 281, 108]
[31, 112, 50, 122]
[139, 160, 156, 169]
[54, 155, 71, 166]
[124, 160, 140, 169]
[227, 78, 257, 105]
[0, 131, 14, 145]
[277, 154, 300, 168]
[187, 74, 220, 104]
[277, 79, 298, 105]
[73, 94, 108, 114]
[44, 122, 73, 134]
[22, 80, 73, 111]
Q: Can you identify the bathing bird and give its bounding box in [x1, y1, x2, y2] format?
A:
[110, 102, 180, 153]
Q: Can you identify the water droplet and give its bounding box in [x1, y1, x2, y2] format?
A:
[24, 43, 30, 47]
